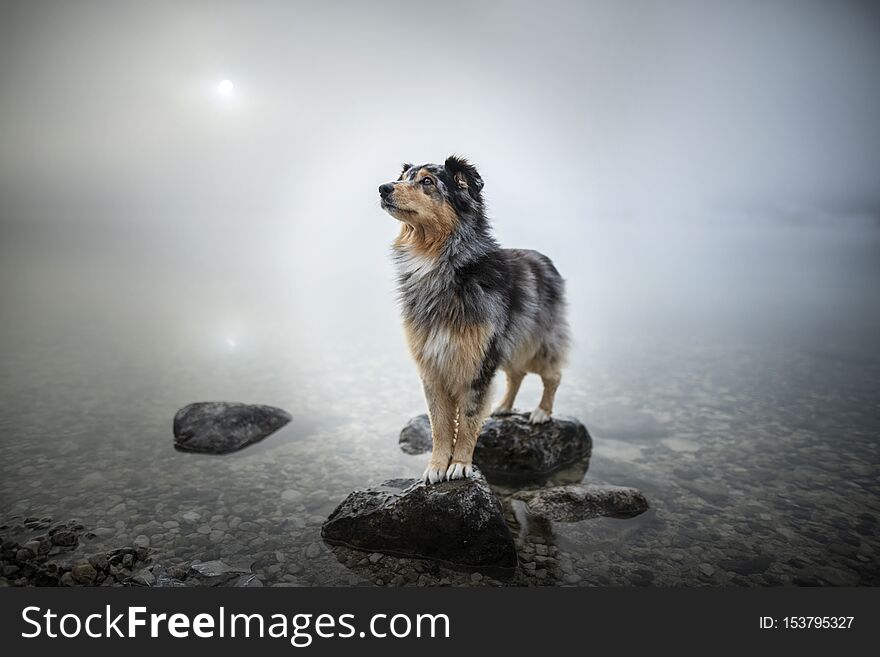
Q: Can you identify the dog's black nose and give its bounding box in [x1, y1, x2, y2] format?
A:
[379, 183, 394, 198]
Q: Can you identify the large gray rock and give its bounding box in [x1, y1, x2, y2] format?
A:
[399, 412, 592, 482]
[173, 402, 291, 454]
[515, 484, 649, 522]
[322, 469, 517, 571]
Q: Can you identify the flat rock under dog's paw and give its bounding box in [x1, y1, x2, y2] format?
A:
[400, 412, 592, 482]
[321, 468, 517, 571]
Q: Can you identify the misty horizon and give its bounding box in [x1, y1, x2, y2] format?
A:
[1, 0, 880, 228]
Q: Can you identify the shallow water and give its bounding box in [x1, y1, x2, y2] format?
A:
[1, 214, 879, 586]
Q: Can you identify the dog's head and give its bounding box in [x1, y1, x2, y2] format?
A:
[379, 156, 484, 231]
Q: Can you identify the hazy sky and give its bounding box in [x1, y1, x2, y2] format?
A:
[1, 0, 879, 228]
[1, 0, 879, 360]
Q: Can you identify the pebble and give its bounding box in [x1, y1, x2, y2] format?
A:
[281, 490, 304, 503]
[91, 528, 116, 538]
[71, 563, 97, 585]
[51, 530, 77, 547]
[132, 568, 155, 586]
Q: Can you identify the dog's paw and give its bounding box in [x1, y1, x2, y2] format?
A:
[445, 461, 474, 480]
[492, 405, 514, 416]
[422, 462, 448, 484]
[528, 408, 551, 424]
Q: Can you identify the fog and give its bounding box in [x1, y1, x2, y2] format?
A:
[1, 0, 879, 366]
[4, 2, 880, 589]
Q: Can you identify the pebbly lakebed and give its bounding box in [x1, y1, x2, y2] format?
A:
[2, 334, 878, 587]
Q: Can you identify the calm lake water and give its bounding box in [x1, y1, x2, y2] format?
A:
[1, 212, 879, 586]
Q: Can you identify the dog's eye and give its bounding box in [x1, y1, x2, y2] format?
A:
[421, 177, 433, 186]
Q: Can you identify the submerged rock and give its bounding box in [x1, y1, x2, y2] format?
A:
[131, 568, 156, 586]
[185, 559, 257, 586]
[398, 412, 592, 482]
[398, 415, 433, 455]
[232, 573, 263, 587]
[154, 569, 187, 587]
[71, 562, 97, 585]
[322, 469, 517, 571]
[173, 402, 291, 454]
[515, 484, 649, 522]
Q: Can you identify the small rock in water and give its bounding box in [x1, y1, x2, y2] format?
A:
[50, 530, 78, 548]
[399, 413, 591, 481]
[186, 559, 257, 586]
[88, 554, 109, 571]
[90, 527, 116, 538]
[281, 489, 304, 503]
[322, 468, 517, 571]
[189, 560, 251, 577]
[154, 570, 188, 587]
[16, 548, 35, 561]
[131, 568, 156, 586]
[398, 415, 433, 455]
[515, 484, 649, 522]
[71, 562, 97, 585]
[173, 402, 292, 454]
[233, 574, 263, 587]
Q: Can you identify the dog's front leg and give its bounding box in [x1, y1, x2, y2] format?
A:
[447, 383, 491, 480]
[422, 379, 456, 484]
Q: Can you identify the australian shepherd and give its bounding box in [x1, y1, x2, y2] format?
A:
[379, 156, 570, 484]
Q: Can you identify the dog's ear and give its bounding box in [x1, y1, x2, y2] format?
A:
[445, 155, 484, 197]
[398, 162, 413, 180]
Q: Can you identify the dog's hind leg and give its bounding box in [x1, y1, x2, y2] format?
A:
[422, 379, 457, 484]
[529, 370, 561, 424]
[493, 368, 525, 415]
[448, 383, 492, 480]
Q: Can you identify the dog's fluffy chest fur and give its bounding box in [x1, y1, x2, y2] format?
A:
[394, 248, 495, 387]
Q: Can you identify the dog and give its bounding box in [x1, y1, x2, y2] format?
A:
[379, 156, 569, 484]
